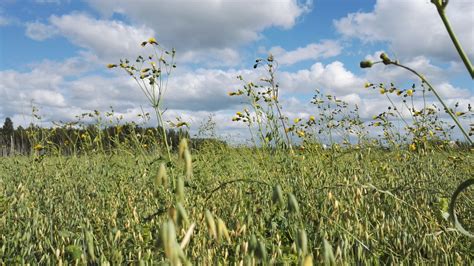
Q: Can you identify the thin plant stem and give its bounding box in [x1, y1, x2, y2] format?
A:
[388, 61, 472, 145]
[432, 1, 474, 78]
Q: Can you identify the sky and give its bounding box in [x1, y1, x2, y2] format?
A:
[0, 0, 473, 140]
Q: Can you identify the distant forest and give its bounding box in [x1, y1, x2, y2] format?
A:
[0, 117, 222, 156]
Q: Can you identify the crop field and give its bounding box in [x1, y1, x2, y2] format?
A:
[0, 141, 473, 264]
[1, 1, 474, 265]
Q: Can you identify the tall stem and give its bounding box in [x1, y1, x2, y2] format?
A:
[269, 69, 293, 153]
[435, 6, 473, 78]
[391, 62, 472, 145]
[155, 107, 172, 161]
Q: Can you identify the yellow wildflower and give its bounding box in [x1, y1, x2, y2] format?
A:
[379, 88, 386, 94]
[148, 37, 158, 45]
[309, 115, 315, 121]
[34, 144, 43, 151]
[406, 89, 414, 96]
[107, 64, 117, 69]
[409, 143, 416, 151]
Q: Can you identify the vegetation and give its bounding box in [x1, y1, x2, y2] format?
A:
[1, 0, 473, 264]
[1, 139, 473, 264]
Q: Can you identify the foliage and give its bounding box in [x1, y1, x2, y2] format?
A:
[0, 141, 472, 264]
[109, 38, 179, 161]
[229, 55, 293, 151]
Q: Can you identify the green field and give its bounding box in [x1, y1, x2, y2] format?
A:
[1, 143, 472, 264]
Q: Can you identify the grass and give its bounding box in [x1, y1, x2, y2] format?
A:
[1, 143, 472, 264]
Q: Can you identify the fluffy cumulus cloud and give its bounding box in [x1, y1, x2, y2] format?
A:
[49, 13, 155, 61]
[85, 0, 311, 50]
[278, 61, 366, 95]
[334, 0, 474, 62]
[268, 40, 342, 65]
[23, 1, 313, 67]
[1, 54, 471, 138]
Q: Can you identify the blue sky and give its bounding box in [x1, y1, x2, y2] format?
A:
[0, 0, 472, 139]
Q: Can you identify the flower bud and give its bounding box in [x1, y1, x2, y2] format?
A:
[380, 53, 391, 65]
[359, 60, 373, 68]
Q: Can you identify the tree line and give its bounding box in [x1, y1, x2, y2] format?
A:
[0, 117, 200, 156]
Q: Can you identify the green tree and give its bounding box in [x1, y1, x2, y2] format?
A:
[2, 117, 14, 136]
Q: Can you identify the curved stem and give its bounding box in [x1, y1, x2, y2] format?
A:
[390, 62, 472, 145]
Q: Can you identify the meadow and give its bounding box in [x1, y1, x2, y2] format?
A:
[1, 2, 473, 263]
[0, 136, 473, 264]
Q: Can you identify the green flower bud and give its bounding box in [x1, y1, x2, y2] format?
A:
[360, 60, 373, 68]
[380, 53, 391, 65]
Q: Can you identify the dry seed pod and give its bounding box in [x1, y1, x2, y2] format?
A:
[176, 177, 185, 203]
[178, 138, 188, 159]
[288, 193, 300, 214]
[301, 255, 313, 266]
[156, 163, 168, 187]
[161, 220, 178, 261]
[168, 206, 177, 224]
[184, 149, 192, 178]
[217, 218, 231, 243]
[180, 223, 196, 249]
[114, 230, 121, 243]
[205, 210, 217, 239]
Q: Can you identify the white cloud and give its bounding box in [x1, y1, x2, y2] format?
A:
[24, 1, 311, 65]
[268, 40, 341, 65]
[30, 90, 66, 107]
[334, 0, 474, 62]
[25, 21, 58, 41]
[1, 53, 471, 140]
[48, 13, 155, 61]
[437, 82, 471, 99]
[84, 0, 311, 50]
[279, 61, 366, 94]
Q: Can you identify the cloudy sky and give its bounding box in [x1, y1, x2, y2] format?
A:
[0, 0, 472, 139]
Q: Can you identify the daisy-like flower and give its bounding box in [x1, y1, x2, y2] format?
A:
[148, 37, 158, 45]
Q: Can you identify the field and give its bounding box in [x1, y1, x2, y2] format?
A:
[1, 141, 473, 264]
